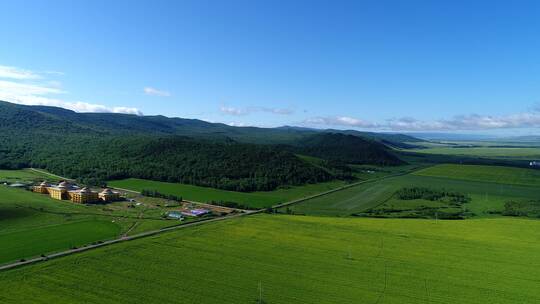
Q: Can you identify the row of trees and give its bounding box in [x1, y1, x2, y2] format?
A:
[503, 201, 540, 217]
[396, 187, 471, 204]
[141, 189, 183, 202]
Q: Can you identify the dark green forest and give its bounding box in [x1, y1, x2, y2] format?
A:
[0, 101, 407, 191]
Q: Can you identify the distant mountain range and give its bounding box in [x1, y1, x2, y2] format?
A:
[1, 101, 421, 145]
[405, 132, 498, 141]
[0, 101, 414, 191]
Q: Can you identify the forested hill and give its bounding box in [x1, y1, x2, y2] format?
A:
[291, 133, 403, 166]
[2, 101, 421, 145]
[0, 101, 407, 191]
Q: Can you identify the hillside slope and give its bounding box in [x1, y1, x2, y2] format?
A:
[6, 101, 421, 144]
[0, 101, 406, 190]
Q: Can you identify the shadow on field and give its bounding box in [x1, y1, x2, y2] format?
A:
[0, 207, 34, 221]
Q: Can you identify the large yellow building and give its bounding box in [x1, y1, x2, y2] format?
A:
[33, 181, 119, 204]
[46, 181, 72, 200]
[32, 181, 50, 194]
[70, 187, 99, 203]
[99, 188, 120, 202]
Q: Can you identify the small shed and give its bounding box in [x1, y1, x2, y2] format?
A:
[182, 208, 210, 217]
[9, 183, 27, 188]
[166, 211, 184, 220]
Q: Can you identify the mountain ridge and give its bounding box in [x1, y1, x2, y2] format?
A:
[2, 101, 422, 145]
[0, 101, 407, 191]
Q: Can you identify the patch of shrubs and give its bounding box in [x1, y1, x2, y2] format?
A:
[357, 187, 471, 219]
[503, 201, 540, 218]
[396, 187, 470, 204]
[141, 189, 182, 202]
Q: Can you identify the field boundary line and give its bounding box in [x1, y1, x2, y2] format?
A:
[271, 168, 419, 210]
[0, 212, 254, 272]
[28, 168, 74, 181]
[108, 186, 140, 194]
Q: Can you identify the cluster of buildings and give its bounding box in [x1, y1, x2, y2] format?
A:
[33, 181, 121, 204]
[166, 208, 211, 220]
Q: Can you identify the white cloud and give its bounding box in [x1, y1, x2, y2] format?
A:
[0, 80, 64, 95]
[220, 105, 294, 116]
[304, 111, 540, 131]
[304, 116, 378, 128]
[0, 64, 142, 115]
[144, 87, 171, 97]
[261, 107, 294, 115]
[225, 121, 250, 127]
[0, 65, 41, 80]
[220, 106, 248, 116]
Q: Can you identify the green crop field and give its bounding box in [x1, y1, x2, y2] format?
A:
[414, 164, 540, 187]
[108, 178, 349, 209]
[0, 181, 184, 264]
[1, 214, 539, 303]
[408, 146, 540, 159]
[0, 168, 61, 183]
[286, 166, 540, 217]
[0, 220, 119, 264]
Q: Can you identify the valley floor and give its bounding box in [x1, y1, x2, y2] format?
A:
[1, 214, 539, 303]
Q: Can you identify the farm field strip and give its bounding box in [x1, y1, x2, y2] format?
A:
[0, 211, 250, 272]
[408, 146, 540, 159]
[287, 169, 540, 216]
[108, 166, 421, 210]
[0, 168, 61, 183]
[1, 215, 539, 303]
[414, 164, 540, 187]
[0, 220, 120, 265]
[108, 178, 349, 209]
[28, 168, 73, 181]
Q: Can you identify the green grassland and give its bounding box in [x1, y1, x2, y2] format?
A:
[109, 178, 349, 209]
[414, 164, 540, 187]
[108, 165, 419, 209]
[0, 220, 119, 264]
[286, 165, 540, 217]
[357, 188, 470, 219]
[361, 197, 463, 218]
[1, 215, 539, 303]
[0, 184, 186, 264]
[0, 168, 60, 183]
[408, 146, 540, 159]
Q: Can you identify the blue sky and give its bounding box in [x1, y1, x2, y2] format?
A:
[1, 0, 540, 134]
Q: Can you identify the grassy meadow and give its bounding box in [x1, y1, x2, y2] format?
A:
[1, 214, 539, 303]
[0, 220, 119, 264]
[0, 183, 181, 264]
[109, 178, 349, 209]
[285, 165, 540, 217]
[408, 146, 540, 159]
[108, 164, 418, 209]
[0, 168, 61, 183]
[414, 164, 540, 187]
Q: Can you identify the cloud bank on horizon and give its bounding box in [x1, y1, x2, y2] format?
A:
[220, 105, 294, 116]
[0, 65, 142, 115]
[2, 64, 540, 132]
[303, 111, 540, 131]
